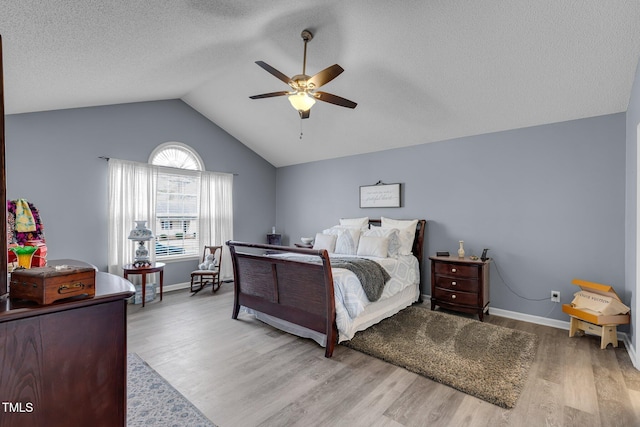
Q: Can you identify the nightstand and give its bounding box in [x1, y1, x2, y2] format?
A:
[429, 256, 490, 321]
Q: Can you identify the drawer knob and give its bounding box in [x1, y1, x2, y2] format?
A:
[451, 268, 457, 273]
[451, 294, 457, 299]
[451, 281, 457, 286]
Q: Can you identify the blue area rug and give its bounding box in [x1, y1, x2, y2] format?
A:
[127, 353, 216, 427]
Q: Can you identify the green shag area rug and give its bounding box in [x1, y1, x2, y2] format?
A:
[343, 306, 538, 408]
[127, 353, 217, 427]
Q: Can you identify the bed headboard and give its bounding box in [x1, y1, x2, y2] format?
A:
[368, 219, 426, 285]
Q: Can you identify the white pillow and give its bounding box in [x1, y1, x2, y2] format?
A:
[381, 217, 419, 232]
[363, 227, 401, 258]
[313, 233, 337, 252]
[381, 217, 418, 255]
[339, 217, 369, 229]
[323, 226, 361, 255]
[357, 235, 389, 258]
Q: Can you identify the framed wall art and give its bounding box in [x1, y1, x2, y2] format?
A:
[359, 182, 401, 208]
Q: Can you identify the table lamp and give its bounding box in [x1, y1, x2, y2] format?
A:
[128, 220, 154, 267]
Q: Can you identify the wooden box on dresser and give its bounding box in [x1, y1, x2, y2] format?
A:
[429, 255, 491, 321]
[0, 271, 134, 427]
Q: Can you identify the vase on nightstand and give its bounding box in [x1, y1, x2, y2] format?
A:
[458, 241, 465, 258]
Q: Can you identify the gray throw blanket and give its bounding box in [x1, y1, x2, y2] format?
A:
[330, 257, 391, 302]
[281, 255, 390, 302]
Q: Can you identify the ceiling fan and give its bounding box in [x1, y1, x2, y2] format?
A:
[249, 29, 357, 119]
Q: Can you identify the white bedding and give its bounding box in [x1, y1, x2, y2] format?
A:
[244, 252, 420, 344]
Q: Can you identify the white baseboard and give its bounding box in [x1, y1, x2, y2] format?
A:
[164, 282, 190, 293]
[421, 294, 637, 369]
[488, 306, 570, 330]
[621, 334, 638, 369]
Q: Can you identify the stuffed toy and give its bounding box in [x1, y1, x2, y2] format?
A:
[198, 253, 217, 270]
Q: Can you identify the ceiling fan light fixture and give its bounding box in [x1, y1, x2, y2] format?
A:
[250, 29, 356, 119]
[288, 92, 316, 111]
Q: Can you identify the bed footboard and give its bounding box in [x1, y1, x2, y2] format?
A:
[227, 241, 338, 357]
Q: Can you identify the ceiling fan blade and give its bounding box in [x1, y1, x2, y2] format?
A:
[307, 64, 344, 89]
[315, 91, 357, 109]
[249, 91, 289, 100]
[255, 61, 291, 85]
[299, 109, 310, 119]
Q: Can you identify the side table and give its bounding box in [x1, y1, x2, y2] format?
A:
[123, 262, 165, 307]
[430, 256, 490, 321]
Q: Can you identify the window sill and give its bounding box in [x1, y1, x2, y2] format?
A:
[156, 255, 199, 264]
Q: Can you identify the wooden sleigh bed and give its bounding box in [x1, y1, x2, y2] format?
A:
[227, 219, 426, 357]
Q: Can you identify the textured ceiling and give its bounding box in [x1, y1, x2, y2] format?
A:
[1, 1, 639, 167]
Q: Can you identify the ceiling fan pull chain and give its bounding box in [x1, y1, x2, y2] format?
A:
[299, 119, 303, 140]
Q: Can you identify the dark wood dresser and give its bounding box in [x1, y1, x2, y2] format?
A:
[0, 271, 134, 427]
[429, 255, 491, 321]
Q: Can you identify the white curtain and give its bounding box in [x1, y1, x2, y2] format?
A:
[199, 171, 234, 280]
[107, 159, 157, 275]
[108, 158, 234, 281]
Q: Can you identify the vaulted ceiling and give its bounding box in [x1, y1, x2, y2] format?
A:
[1, 1, 639, 167]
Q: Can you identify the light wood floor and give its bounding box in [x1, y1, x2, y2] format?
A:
[127, 283, 640, 427]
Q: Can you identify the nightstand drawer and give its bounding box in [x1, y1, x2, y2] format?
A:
[434, 276, 479, 292]
[434, 288, 479, 306]
[433, 262, 480, 278]
[430, 255, 490, 321]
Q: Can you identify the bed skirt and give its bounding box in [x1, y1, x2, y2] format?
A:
[243, 283, 420, 348]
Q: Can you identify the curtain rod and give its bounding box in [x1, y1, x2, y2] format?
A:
[99, 156, 238, 176]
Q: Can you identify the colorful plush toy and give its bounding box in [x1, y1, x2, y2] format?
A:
[7, 199, 48, 267]
[7, 199, 45, 245]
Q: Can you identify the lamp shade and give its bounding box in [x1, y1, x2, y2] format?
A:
[288, 92, 316, 111]
[128, 220, 154, 241]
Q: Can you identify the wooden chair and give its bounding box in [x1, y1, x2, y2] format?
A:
[190, 245, 223, 294]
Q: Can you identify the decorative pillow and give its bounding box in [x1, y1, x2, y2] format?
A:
[323, 226, 361, 255]
[313, 233, 337, 252]
[381, 217, 419, 231]
[356, 235, 389, 258]
[363, 227, 401, 258]
[381, 217, 418, 255]
[339, 217, 369, 229]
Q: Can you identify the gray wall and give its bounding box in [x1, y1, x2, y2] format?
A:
[5, 99, 276, 285]
[4, 96, 630, 330]
[276, 113, 626, 322]
[626, 55, 640, 353]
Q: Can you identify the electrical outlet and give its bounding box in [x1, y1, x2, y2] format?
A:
[551, 291, 560, 303]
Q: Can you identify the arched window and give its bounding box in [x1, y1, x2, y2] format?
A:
[108, 142, 233, 280]
[150, 143, 204, 259]
[149, 142, 204, 171]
